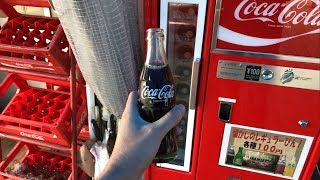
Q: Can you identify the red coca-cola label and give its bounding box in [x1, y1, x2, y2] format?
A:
[216, 0, 320, 58]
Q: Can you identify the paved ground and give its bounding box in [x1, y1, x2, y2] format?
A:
[1, 139, 17, 160]
[0, 139, 26, 172]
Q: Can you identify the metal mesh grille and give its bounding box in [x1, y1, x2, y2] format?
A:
[51, 0, 141, 118]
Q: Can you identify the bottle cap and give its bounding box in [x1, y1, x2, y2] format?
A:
[146, 28, 164, 40]
[146, 28, 163, 33]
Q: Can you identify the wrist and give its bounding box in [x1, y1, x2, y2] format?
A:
[96, 152, 139, 180]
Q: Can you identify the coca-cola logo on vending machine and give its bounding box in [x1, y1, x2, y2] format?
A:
[213, 0, 320, 58]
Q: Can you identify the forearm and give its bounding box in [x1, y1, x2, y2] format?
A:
[96, 142, 147, 180]
[96, 158, 132, 180]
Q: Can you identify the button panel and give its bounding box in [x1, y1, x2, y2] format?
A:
[217, 60, 320, 90]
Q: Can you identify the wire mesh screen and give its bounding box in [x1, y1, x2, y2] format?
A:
[51, 0, 141, 118]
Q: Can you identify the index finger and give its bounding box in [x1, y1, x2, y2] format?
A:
[123, 91, 139, 115]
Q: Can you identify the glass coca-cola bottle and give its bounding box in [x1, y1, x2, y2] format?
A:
[139, 28, 177, 163]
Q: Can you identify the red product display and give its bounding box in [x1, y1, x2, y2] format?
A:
[0, 142, 88, 179]
[0, 16, 70, 75]
[0, 73, 87, 146]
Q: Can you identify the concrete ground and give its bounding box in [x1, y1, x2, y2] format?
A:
[0, 139, 27, 172]
[1, 139, 17, 159]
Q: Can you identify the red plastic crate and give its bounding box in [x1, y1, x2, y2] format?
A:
[0, 142, 89, 179]
[0, 15, 70, 75]
[0, 73, 88, 146]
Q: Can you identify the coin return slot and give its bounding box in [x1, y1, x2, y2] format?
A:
[218, 102, 233, 122]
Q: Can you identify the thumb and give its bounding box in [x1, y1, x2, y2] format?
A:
[152, 104, 185, 136]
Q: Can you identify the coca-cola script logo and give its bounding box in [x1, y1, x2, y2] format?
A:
[142, 85, 174, 100]
[20, 131, 44, 141]
[235, 0, 320, 25]
[218, 0, 320, 47]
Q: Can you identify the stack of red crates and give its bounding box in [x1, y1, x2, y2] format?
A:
[0, 142, 88, 179]
[0, 0, 90, 179]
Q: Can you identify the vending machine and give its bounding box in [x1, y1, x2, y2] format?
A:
[144, 0, 207, 179]
[144, 0, 320, 180]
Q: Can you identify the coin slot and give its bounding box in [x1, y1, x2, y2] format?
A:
[218, 102, 233, 122]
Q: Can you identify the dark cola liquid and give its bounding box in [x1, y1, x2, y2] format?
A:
[139, 65, 178, 163]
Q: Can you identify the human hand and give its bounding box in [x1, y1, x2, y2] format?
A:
[96, 91, 185, 180]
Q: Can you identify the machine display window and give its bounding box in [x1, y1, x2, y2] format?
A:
[166, 2, 198, 166]
[159, 0, 207, 172]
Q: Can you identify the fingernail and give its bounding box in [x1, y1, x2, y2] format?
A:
[129, 91, 138, 99]
[176, 104, 185, 111]
[175, 104, 186, 116]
